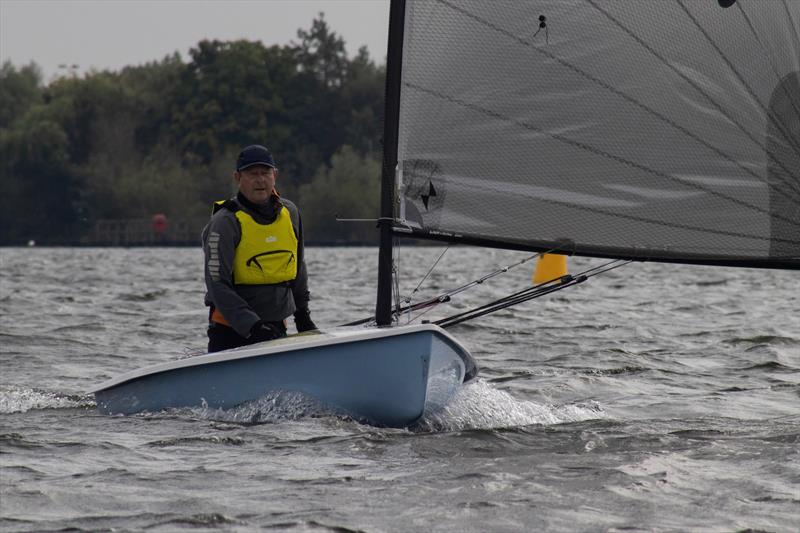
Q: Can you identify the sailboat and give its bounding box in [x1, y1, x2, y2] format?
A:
[92, 0, 799, 426]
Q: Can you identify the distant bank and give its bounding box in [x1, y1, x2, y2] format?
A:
[3, 217, 379, 247]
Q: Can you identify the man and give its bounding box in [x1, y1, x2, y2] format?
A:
[202, 144, 317, 352]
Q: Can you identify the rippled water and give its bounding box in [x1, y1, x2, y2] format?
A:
[1, 247, 798, 532]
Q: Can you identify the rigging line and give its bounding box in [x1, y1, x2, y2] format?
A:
[435, 277, 588, 329]
[363, 249, 553, 326]
[405, 82, 800, 236]
[340, 251, 539, 327]
[335, 216, 396, 222]
[401, 249, 544, 310]
[433, 0, 800, 201]
[432, 259, 630, 328]
[344, 257, 630, 328]
[676, 0, 800, 160]
[433, 283, 566, 328]
[579, 258, 633, 280]
[445, 283, 563, 321]
[481, 282, 580, 313]
[401, 270, 519, 323]
[736, 3, 800, 123]
[568, 258, 629, 279]
[402, 244, 451, 305]
[369, 294, 448, 327]
[405, 294, 451, 313]
[438, 251, 541, 296]
[586, 0, 800, 197]
[455, 258, 627, 318]
[434, 261, 618, 328]
[406, 299, 443, 325]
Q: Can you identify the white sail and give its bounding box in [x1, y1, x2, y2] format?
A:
[393, 0, 800, 268]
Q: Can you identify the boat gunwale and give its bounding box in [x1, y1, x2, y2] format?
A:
[90, 323, 470, 394]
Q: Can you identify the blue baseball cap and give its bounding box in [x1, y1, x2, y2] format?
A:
[236, 145, 277, 171]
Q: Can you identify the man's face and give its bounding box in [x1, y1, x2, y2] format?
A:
[235, 165, 276, 204]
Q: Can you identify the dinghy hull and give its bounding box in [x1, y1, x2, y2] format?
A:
[92, 324, 475, 427]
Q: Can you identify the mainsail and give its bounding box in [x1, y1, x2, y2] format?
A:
[385, 0, 800, 270]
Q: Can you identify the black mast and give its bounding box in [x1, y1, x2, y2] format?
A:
[375, 0, 406, 326]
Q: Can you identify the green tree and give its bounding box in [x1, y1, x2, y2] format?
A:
[117, 53, 185, 154]
[282, 14, 351, 183]
[293, 12, 348, 88]
[341, 46, 385, 157]
[0, 61, 42, 128]
[43, 72, 148, 221]
[299, 145, 380, 243]
[0, 13, 389, 245]
[173, 40, 295, 165]
[0, 113, 78, 243]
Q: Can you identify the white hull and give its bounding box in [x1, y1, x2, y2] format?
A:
[91, 324, 476, 427]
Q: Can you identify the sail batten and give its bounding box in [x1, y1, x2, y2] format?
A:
[394, 0, 800, 269]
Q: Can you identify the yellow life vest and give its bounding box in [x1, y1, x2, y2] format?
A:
[214, 201, 299, 285]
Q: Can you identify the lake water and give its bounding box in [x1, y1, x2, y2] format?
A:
[1, 246, 798, 532]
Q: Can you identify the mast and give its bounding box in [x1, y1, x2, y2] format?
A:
[375, 0, 406, 326]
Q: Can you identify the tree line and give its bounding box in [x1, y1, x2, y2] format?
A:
[0, 15, 384, 245]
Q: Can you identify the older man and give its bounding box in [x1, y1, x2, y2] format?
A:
[202, 144, 316, 352]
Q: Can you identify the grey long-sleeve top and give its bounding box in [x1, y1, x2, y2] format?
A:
[201, 194, 310, 337]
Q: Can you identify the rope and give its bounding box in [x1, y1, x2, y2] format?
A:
[434, 259, 631, 328]
[402, 245, 451, 307]
[342, 247, 600, 327]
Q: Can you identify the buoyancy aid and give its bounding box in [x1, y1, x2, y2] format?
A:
[208, 199, 298, 327]
[211, 199, 299, 285]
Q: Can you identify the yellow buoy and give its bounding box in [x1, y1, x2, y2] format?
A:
[533, 253, 568, 284]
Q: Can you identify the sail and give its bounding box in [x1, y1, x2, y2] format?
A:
[391, 0, 800, 269]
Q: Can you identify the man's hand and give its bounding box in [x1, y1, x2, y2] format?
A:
[249, 321, 283, 343]
[294, 308, 318, 333]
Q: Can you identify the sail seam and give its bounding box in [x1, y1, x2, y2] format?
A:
[433, 0, 800, 203]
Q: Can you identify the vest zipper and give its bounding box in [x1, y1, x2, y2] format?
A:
[246, 250, 295, 271]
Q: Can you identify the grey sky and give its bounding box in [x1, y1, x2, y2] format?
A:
[0, 0, 390, 82]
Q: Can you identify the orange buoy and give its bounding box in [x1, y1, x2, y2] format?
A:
[533, 253, 568, 284]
